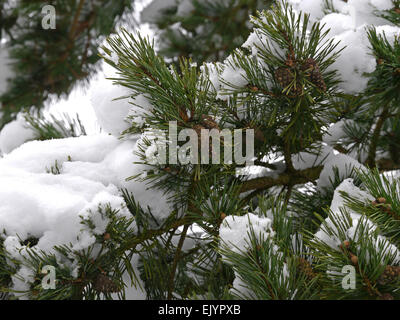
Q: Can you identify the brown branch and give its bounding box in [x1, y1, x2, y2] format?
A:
[239, 166, 323, 193]
[167, 224, 190, 299]
[119, 216, 193, 254]
[69, 0, 86, 40]
[366, 106, 390, 168]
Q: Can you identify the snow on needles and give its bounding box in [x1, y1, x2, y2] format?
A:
[0, 133, 172, 298]
[314, 178, 400, 264]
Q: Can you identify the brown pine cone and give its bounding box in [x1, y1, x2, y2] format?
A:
[301, 58, 318, 72]
[301, 58, 326, 92]
[297, 257, 316, 280]
[377, 265, 400, 285]
[274, 67, 294, 89]
[94, 273, 120, 293]
[291, 81, 303, 96]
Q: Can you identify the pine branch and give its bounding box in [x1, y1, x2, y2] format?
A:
[167, 224, 190, 299]
[366, 105, 390, 168]
[239, 166, 323, 193]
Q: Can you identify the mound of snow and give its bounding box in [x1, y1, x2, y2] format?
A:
[0, 114, 37, 154]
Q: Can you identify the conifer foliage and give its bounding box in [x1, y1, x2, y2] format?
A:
[0, 0, 400, 300]
[0, 0, 134, 128]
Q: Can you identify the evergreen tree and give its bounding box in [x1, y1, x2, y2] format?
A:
[0, 0, 134, 128]
[0, 0, 400, 301]
[140, 0, 274, 64]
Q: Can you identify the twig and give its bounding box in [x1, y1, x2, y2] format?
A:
[167, 224, 190, 299]
[366, 106, 389, 168]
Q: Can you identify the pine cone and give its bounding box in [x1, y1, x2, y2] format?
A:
[377, 265, 400, 285]
[297, 257, 315, 280]
[291, 81, 303, 96]
[94, 273, 120, 293]
[301, 58, 326, 92]
[274, 67, 303, 95]
[275, 67, 294, 89]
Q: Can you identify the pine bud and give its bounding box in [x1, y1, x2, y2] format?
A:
[377, 197, 387, 204]
[103, 233, 111, 241]
[285, 56, 296, 67]
[250, 86, 259, 92]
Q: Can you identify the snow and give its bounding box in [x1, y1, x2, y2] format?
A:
[127, 94, 154, 128]
[219, 213, 290, 297]
[292, 145, 334, 171]
[200, 62, 222, 93]
[0, 132, 173, 220]
[286, 0, 326, 22]
[0, 168, 132, 297]
[317, 153, 366, 190]
[320, 13, 355, 37]
[1, 0, 399, 299]
[0, 134, 120, 172]
[0, 114, 37, 154]
[370, 0, 394, 10]
[328, 27, 377, 93]
[242, 27, 285, 59]
[323, 120, 348, 145]
[90, 53, 155, 135]
[219, 213, 275, 254]
[375, 25, 400, 45]
[176, 0, 195, 16]
[0, 131, 175, 298]
[90, 76, 133, 136]
[217, 55, 248, 100]
[141, 0, 177, 24]
[314, 178, 400, 264]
